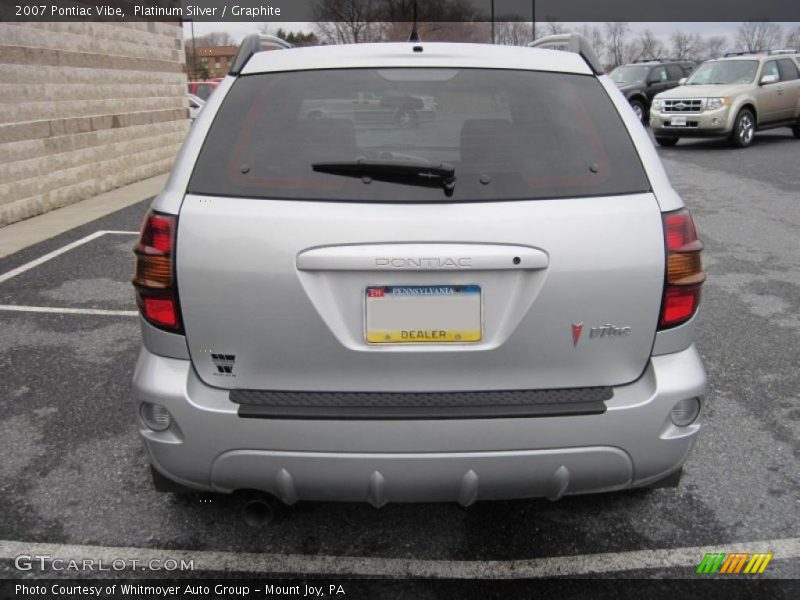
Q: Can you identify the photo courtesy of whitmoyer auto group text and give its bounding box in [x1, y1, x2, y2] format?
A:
[0, 0, 798, 597]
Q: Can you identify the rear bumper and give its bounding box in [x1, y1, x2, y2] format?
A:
[132, 346, 706, 504]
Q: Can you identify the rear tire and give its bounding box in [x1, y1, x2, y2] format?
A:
[793, 119, 800, 139]
[730, 108, 755, 148]
[629, 99, 647, 124]
[655, 136, 679, 147]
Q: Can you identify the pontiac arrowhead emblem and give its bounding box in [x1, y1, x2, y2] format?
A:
[571, 322, 583, 347]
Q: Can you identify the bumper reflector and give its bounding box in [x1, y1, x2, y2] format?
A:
[660, 285, 702, 327]
[143, 297, 178, 328]
[140, 402, 172, 432]
[671, 397, 701, 427]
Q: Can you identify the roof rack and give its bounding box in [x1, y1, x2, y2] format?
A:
[628, 58, 695, 65]
[723, 49, 798, 58]
[229, 34, 292, 76]
[528, 33, 603, 75]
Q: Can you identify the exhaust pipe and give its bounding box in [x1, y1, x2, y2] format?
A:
[241, 493, 277, 527]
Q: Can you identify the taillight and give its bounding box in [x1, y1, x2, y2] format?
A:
[133, 212, 183, 332]
[659, 208, 705, 329]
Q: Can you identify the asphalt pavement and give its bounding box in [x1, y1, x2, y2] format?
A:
[0, 129, 798, 586]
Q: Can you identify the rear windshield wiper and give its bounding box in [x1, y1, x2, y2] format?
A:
[312, 158, 456, 197]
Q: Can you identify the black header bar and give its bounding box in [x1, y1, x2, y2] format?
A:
[2, 1, 800, 23]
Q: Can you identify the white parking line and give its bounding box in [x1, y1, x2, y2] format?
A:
[0, 230, 138, 285]
[0, 305, 137, 317]
[0, 537, 797, 578]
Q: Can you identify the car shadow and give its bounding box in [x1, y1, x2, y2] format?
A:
[653, 130, 796, 152]
[164, 482, 728, 563]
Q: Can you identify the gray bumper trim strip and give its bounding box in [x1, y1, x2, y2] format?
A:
[230, 387, 611, 420]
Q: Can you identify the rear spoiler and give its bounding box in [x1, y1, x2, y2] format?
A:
[229, 34, 292, 76]
[528, 34, 603, 75]
[228, 32, 603, 78]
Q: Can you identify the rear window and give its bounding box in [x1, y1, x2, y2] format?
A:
[777, 58, 799, 81]
[188, 68, 650, 203]
[667, 64, 685, 80]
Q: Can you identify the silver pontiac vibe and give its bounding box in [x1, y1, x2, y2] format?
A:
[132, 35, 707, 506]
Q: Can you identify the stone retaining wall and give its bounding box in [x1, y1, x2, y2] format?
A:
[0, 22, 188, 227]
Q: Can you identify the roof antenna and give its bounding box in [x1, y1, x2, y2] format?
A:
[408, 0, 421, 42]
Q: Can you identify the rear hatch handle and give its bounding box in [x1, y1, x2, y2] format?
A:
[296, 243, 549, 272]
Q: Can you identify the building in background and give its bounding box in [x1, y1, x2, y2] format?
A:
[0, 22, 189, 228]
[189, 45, 237, 79]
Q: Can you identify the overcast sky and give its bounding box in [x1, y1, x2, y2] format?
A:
[182, 21, 799, 44]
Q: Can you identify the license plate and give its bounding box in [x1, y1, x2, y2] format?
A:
[365, 285, 482, 343]
[670, 116, 687, 126]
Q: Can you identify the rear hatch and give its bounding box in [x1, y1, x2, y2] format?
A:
[177, 66, 663, 392]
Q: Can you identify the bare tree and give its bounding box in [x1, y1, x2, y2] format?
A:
[785, 25, 800, 51]
[194, 32, 235, 47]
[380, 21, 488, 42]
[671, 31, 704, 60]
[495, 21, 536, 46]
[543, 20, 566, 36]
[312, 0, 384, 44]
[379, 0, 479, 22]
[703, 35, 729, 59]
[604, 22, 631, 68]
[633, 29, 666, 61]
[311, 0, 480, 44]
[575, 24, 606, 66]
[314, 21, 381, 44]
[735, 21, 783, 53]
[424, 22, 488, 42]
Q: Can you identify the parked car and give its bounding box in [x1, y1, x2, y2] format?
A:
[650, 52, 800, 147]
[133, 34, 706, 507]
[187, 93, 205, 121]
[609, 60, 695, 123]
[301, 91, 437, 128]
[187, 80, 219, 101]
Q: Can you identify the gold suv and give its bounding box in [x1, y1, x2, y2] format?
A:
[650, 52, 800, 148]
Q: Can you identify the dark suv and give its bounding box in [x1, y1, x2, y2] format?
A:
[610, 60, 696, 122]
